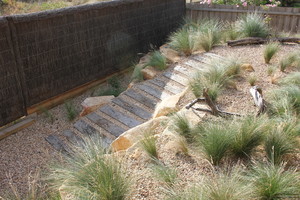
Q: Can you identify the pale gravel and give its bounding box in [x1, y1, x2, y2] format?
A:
[0, 44, 299, 198]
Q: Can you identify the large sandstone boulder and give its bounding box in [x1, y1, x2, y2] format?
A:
[160, 44, 181, 63]
[152, 88, 188, 118]
[111, 116, 169, 151]
[80, 96, 114, 116]
[141, 66, 159, 80]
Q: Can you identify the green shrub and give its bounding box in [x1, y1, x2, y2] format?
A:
[278, 72, 300, 87]
[145, 51, 167, 71]
[247, 163, 300, 200]
[48, 135, 130, 200]
[171, 114, 193, 143]
[64, 100, 77, 121]
[96, 76, 124, 97]
[223, 23, 240, 41]
[263, 42, 280, 64]
[230, 116, 265, 159]
[168, 28, 195, 56]
[140, 132, 158, 160]
[236, 13, 269, 38]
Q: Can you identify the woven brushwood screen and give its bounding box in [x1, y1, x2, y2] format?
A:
[0, 0, 186, 127]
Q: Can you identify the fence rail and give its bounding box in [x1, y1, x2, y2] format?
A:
[0, 0, 185, 127]
[186, 3, 300, 33]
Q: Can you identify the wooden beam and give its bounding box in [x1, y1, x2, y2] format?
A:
[0, 117, 35, 140]
[27, 67, 132, 115]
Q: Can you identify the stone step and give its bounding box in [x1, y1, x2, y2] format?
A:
[45, 135, 70, 155]
[163, 71, 189, 86]
[184, 59, 207, 71]
[123, 89, 158, 110]
[99, 105, 142, 128]
[112, 96, 152, 120]
[173, 64, 192, 76]
[86, 112, 126, 137]
[136, 84, 171, 100]
[148, 78, 183, 94]
[191, 55, 212, 65]
[73, 119, 112, 146]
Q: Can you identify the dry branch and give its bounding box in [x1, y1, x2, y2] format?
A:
[186, 88, 242, 117]
[227, 37, 300, 47]
[249, 86, 268, 116]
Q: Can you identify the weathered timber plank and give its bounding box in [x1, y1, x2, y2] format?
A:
[0, 117, 35, 140]
[111, 97, 152, 120]
[123, 89, 158, 110]
[99, 105, 142, 128]
[136, 84, 171, 99]
[63, 130, 83, 144]
[45, 135, 70, 155]
[173, 65, 192, 76]
[86, 112, 126, 137]
[162, 71, 189, 86]
[184, 59, 206, 71]
[148, 78, 183, 94]
[73, 119, 112, 145]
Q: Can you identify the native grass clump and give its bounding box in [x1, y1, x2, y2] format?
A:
[263, 42, 280, 64]
[189, 56, 242, 102]
[48, 135, 131, 200]
[235, 13, 270, 38]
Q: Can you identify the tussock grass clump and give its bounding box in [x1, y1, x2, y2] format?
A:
[189, 56, 240, 101]
[145, 51, 167, 71]
[140, 132, 158, 160]
[168, 28, 195, 56]
[64, 100, 77, 121]
[197, 122, 232, 165]
[279, 52, 300, 72]
[223, 23, 240, 41]
[201, 168, 252, 200]
[264, 126, 299, 164]
[279, 72, 300, 87]
[267, 65, 277, 76]
[247, 164, 300, 200]
[171, 114, 193, 143]
[96, 76, 124, 97]
[268, 85, 300, 116]
[247, 74, 257, 86]
[48, 135, 131, 200]
[236, 13, 269, 38]
[230, 116, 265, 159]
[130, 64, 144, 82]
[152, 161, 177, 188]
[194, 19, 223, 52]
[263, 42, 280, 64]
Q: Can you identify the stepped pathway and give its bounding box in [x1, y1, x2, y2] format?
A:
[46, 53, 218, 153]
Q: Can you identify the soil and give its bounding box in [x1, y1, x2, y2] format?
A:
[0, 43, 299, 198]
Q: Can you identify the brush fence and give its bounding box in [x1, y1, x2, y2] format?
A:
[186, 3, 300, 33]
[0, 0, 185, 127]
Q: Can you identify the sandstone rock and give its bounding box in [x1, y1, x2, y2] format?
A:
[80, 96, 114, 116]
[141, 66, 159, 80]
[159, 44, 181, 63]
[138, 53, 151, 66]
[241, 63, 255, 72]
[111, 116, 168, 151]
[152, 88, 188, 118]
